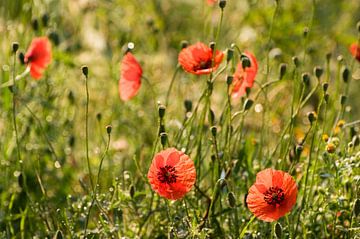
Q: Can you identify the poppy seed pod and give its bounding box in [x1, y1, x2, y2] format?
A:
[226, 48, 234, 62]
[322, 82, 329, 92]
[326, 52, 332, 61]
[340, 95, 347, 105]
[180, 40, 188, 49]
[31, 19, 39, 31]
[245, 87, 251, 96]
[18, 52, 25, 65]
[81, 65, 88, 77]
[184, 100, 192, 112]
[307, 111, 317, 124]
[96, 112, 102, 121]
[243, 99, 254, 111]
[296, 144, 303, 156]
[279, 63, 287, 80]
[106, 125, 112, 134]
[219, 0, 226, 9]
[241, 55, 251, 69]
[42, 13, 49, 27]
[342, 67, 350, 83]
[12, 42, 19, 53]
[209, 41, 216, 50]
[314, 66, 323, 79]
[302, 73, 310, 86]
[158, 105, 166, 119]
[226, 75, 234, 85]
[160, 132, 167, 147]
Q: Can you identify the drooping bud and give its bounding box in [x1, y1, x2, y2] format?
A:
[245, 87, 251, 96]
[226, 48, 234, 62]
[12, 42, 19, 53]
[275, 222, 282, 239]
[227, 192, 236, 208]
[314, 66, 323, 79]
[219, 0, 227, 9]
[243, 99, 253, 111]
[81, 65, 89, 77]
[106, 125, 112, 134]
[342, 67, 350, 83]
[279, 63, 287, 80]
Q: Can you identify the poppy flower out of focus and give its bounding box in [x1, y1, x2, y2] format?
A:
[246, 168, 298, 222]
[349, 43, 360, 62]
[178, 42, 224, 75]
[207, 0, 217, 5]
[148, 148, 196, 200]
[24, 37, 52, 79]
[119, 52, 143, 101]
[232, 51, 258, 99]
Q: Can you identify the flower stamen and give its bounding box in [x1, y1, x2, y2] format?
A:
[264, 187, 285, 205]
[157, 165, 177, 184]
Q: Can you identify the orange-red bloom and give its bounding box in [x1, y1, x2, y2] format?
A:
[24, 37, 52, 79]
[207, 0, 217, 5]
[148, 148, 196, 200]
[119, 52, 143, 101]
[178, 42, 224, 75]
[232, 51, 258, 99]
[246, 168, 298, 222]
[349, 43, 360, 62]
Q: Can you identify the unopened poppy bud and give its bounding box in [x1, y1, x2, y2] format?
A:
[302, 73, 310, 86]
[322, 82, 329, 92]
[279, 63, 287, 80]
[210, 126, 217, 137]
[296, 144, 303, 156]
[48, 31, 60, 46]
[184, 100, 192, 112]
[326, 143, 336, 154]
[340, 95, 347, 105]
[352, 135, 359, 147]
[31, 19, 39, 31]
[307, 111, 317, 124]
[211, 154, 216, 162]
[226, 48, 234, 62]
[241, 55, 251, 69]
[158, 105, 166, 119]
[314, 66, 323, 79]
[354, 198, 360, 217]
[81, 65, 88, 77]
[12, 42, 19, 53]
[226, 75, 233, 85]
[18, 52, 25, 65]
[342, 67, 350, 83]
[337, 55, 343, 63]
[243, 99, 253, 111]
[245, 87, 251, 96]
[227, 192, 236, 208]
[54, 230, 63, 239]
[219, 0, 226, 9]
[324, 93, 329, 103]
[209, 109, 215, 125]
[292, 56, 300, 68]
[69, 135, 75, 147]
[326, 52, 332, 61]
[18, 172, 23, 188]
[106, 125, 112, 134]
[303, 27, 309, 38]
[96, 112, 102, 121]
[180, 40, 188, 49]
[160, 132, 167, 147]
[275, 222, 282, 239]
[129, 184, 135, 198]
[42, 13, 49, 27]
[209, 42, 216, 50]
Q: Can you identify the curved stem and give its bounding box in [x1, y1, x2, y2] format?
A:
[84, 73, 94, 191]
[165, 66, 180, 107]
[239, 216, 256, 238]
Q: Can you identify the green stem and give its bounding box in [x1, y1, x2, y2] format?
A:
[239, 216, 256, 238]
[165, 66, 180, 107]
[84, 72, 94, 191]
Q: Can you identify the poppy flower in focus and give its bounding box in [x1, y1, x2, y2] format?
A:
[232, 51, 258, 99]
[207, 0, 217, 5]
[119, 52, 143, 101]
[148, 148, 196, 200]
[246, 168, 298, 222]
[178, 42, 224, 75]
[349, 43, 360, 62]
[24, 37, 52, 79]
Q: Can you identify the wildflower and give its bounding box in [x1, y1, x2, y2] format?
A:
[246, 168, 298, 222]
[336, 120, 345, 128]
[207, 0, 217, 5]
[326, 143, 336, 154]
[119, 52, 143, 101]
[232, 51, 258, 99]
[24, 37, 52, 79]
[322, 134, 329, 142]
[148, 148, 196, 200]
[178, 42, 224, 75]
[349, 43, 360, 62]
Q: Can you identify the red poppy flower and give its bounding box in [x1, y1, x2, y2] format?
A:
[246, 168, 298, 222]
[349, 43, 360, 62]
[24, 37, 52, 80]
[232, 51, 258, 99]
[119, 52, 143, 101]
[207, 0, 217, 5]
[147, 148, 196, 200]
[178, 42, 224, 75]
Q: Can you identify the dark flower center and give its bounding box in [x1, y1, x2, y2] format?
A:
[194, 60, 213, 71]
[264, 187, 285, 205]
[157, 165, 177, 184]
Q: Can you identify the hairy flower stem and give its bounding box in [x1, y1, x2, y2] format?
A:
[239, 215, 256, 238]
[165, 66, 180, 107]
[84, 72, 94, 191]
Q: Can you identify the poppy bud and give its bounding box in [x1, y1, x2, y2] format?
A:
[160, 132, 167, 147]
[106, 125, 112, 134]
[18, 172, 23, 189]
[180, 40, 188, 49]
[96, 112, 102, 121]
[326, 52, 332, 61]
[245, 87, 251, 96]
[12, 42, 19, 53]
[54, 230, 64, 239]
[357, 21, 360, 33]
[314, 66, 323, 79]
[209, 109, 215, 125]
[302, 73, 310, 86]
[241, 55, 251, 69]
[243, 99, 253, 111]
[158, 105, 166, 119]
[279, 63, 287, 80]
[226, 48, 234, 62]
[210, 126, 217, 137]
[48, 31, 60, 46]
[340, 95, 347, 105]
[337, 55, 343, 63]
[342, 67, 350, 83]
[219, 0, 226, 9]
[324, 93, 329, 103]
[296, 144, 303, 157]
[81, 65, 88, 77]
[227, 192, 236, 208]
[292, 56, 300, 68]
[211, 154, 216, 162]
[354, 198, 360, 217]
[31, 19, 39, 31]
[226, 75, 233, 85]
[322, 82, 329, 92]
[326, 143, 336, 154]
[209, 42, 216, 50]
[18, 52, 25, 65]
[303, 27, 309, 38]
[352, 135, 359, 147]
[184, 100, 192, 112]
[129, 184, 135, 198]
[68, 135, 75, 147]
[275, 222, 282, 239]
[307, 111, 317, 124]
[42, 13, 49, 27]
